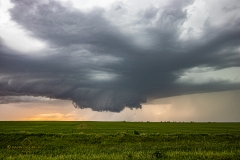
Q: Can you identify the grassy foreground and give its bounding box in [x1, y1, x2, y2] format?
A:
[0, 121, 240, 159]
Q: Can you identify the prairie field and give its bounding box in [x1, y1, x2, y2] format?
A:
[0, 121, 240, 159]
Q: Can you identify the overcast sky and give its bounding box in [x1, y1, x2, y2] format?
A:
[0, 0, 240, 121]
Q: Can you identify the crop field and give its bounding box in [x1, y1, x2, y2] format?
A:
[0, 121, 240, 159]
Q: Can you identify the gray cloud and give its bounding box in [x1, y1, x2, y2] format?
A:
[0, 96, 52, 104]
[0, 0, 240, 112]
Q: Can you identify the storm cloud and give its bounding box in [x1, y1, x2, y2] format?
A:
[0, 0, 240, 112]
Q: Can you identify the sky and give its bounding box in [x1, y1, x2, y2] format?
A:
[0, 0, 240, 121]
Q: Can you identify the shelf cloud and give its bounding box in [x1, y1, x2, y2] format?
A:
[0, 0, 240, 112]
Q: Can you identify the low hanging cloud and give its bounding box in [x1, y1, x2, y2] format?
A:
[0, 0, 240, 112]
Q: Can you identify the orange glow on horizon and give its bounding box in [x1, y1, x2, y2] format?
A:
[21, 112, 83, 121]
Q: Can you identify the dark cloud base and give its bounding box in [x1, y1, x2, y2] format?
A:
[0, 0, 240, 112]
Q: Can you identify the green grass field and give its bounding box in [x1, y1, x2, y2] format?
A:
[0, 121, 240, 159]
